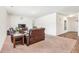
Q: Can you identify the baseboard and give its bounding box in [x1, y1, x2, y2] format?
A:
[57, 31, 68, 36]
[45, 33, 57, 36]
[45, 34, 56, 37]
[57, 33, 66, 36]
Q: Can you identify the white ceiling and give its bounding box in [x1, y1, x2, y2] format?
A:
[5, 6, 79, 18]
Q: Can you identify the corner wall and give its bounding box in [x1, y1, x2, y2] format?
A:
[35, 13, 57, 36]
[56, 13, 68, 35]
[0, 7, 8, 50]
[35, 13, 68, 36]
[78, 13, 79, 36]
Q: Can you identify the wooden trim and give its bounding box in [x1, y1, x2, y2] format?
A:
[13, 37, 16, 48]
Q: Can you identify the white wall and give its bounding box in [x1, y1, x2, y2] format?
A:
[56, 13, 68, 35]
[8, 15, 33, 29]
[35, 13, 56, 36]
[68, 16, 78, 32]
[35, 13, 69, 36]
[56, 13, 78, 35]
[78, 13, 79, 36]
[0, 7, 8, 50]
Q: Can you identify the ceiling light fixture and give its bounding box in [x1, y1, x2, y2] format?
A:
[68, 14, 75, 17]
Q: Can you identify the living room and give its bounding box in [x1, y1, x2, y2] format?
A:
[0, 6, 79, 53]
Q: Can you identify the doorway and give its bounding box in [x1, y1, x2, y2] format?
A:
[58, 15, 78, 40]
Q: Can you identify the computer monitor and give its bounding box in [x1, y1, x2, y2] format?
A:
[18, 24, 26, 28]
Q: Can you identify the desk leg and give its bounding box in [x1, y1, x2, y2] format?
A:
[13, 37, 16, 48]
[27, 37, 29, 46]
[22, 37, 24, 45]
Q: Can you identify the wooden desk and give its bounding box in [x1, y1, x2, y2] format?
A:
[27, 28, 45, 46]
[13, 33, 24, 48]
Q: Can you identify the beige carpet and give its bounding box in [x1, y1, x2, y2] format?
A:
[1, 35, 77, 53]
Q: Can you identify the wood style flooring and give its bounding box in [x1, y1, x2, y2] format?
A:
[58, 31, 78, 40]
[0, 31, 79, 53]
[58, 31, 79, 52]
[0, 35, 76, 53]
